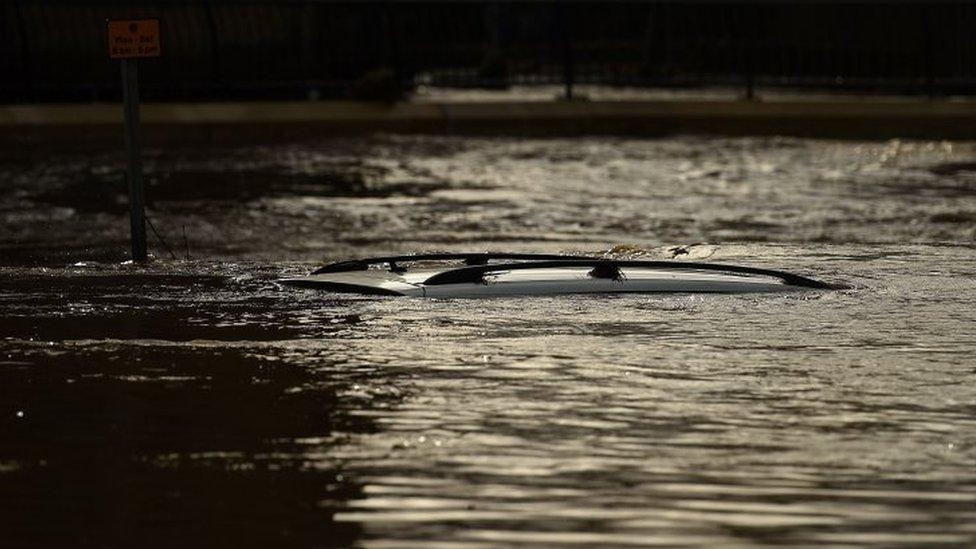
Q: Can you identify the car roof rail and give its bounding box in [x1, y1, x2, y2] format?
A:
[420, 259, 838, 289]
[311, 253, 604, 274]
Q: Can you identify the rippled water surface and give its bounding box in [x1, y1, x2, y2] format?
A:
[2, 135, 975, 546]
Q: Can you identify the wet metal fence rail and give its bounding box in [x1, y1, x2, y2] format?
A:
[3, 1, 976, 102]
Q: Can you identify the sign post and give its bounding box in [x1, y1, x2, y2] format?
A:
[107, 19, 160, 261]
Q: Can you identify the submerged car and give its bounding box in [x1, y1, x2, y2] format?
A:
[280, 253, 839, 297]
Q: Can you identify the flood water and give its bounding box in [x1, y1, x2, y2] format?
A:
[2, 135, 975, 547]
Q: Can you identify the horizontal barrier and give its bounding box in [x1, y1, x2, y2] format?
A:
[6, 99, 976, 141]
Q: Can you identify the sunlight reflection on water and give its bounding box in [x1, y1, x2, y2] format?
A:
[2, 135, 976, 546]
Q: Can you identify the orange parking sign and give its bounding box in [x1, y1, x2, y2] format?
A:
[107, 19, 161, 59]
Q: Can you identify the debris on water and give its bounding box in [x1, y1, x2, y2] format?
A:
[669, 245, 691, 257]
[666, 243, 717, 259]
[603, 244, 654, 257]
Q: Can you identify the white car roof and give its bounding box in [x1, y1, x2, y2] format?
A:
[281, 253, 840, 298]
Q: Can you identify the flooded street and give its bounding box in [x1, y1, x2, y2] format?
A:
[2, 135, 975, 546]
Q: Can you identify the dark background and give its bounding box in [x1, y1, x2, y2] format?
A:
[4, 1, 976, 103]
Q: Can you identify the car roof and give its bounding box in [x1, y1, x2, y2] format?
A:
[282, 253, 840, 297]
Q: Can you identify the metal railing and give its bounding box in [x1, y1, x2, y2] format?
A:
[3, 1, 975, 102]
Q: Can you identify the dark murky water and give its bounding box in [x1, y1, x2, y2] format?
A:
[2, 135, 975, 546]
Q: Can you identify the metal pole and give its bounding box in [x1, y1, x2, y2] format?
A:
[743, 7, 755, 101]
[924, 6, 935, 99]
[557, 2, 574, 100]
[121, 58, 147, 261]
[14, 0, 33, 99]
